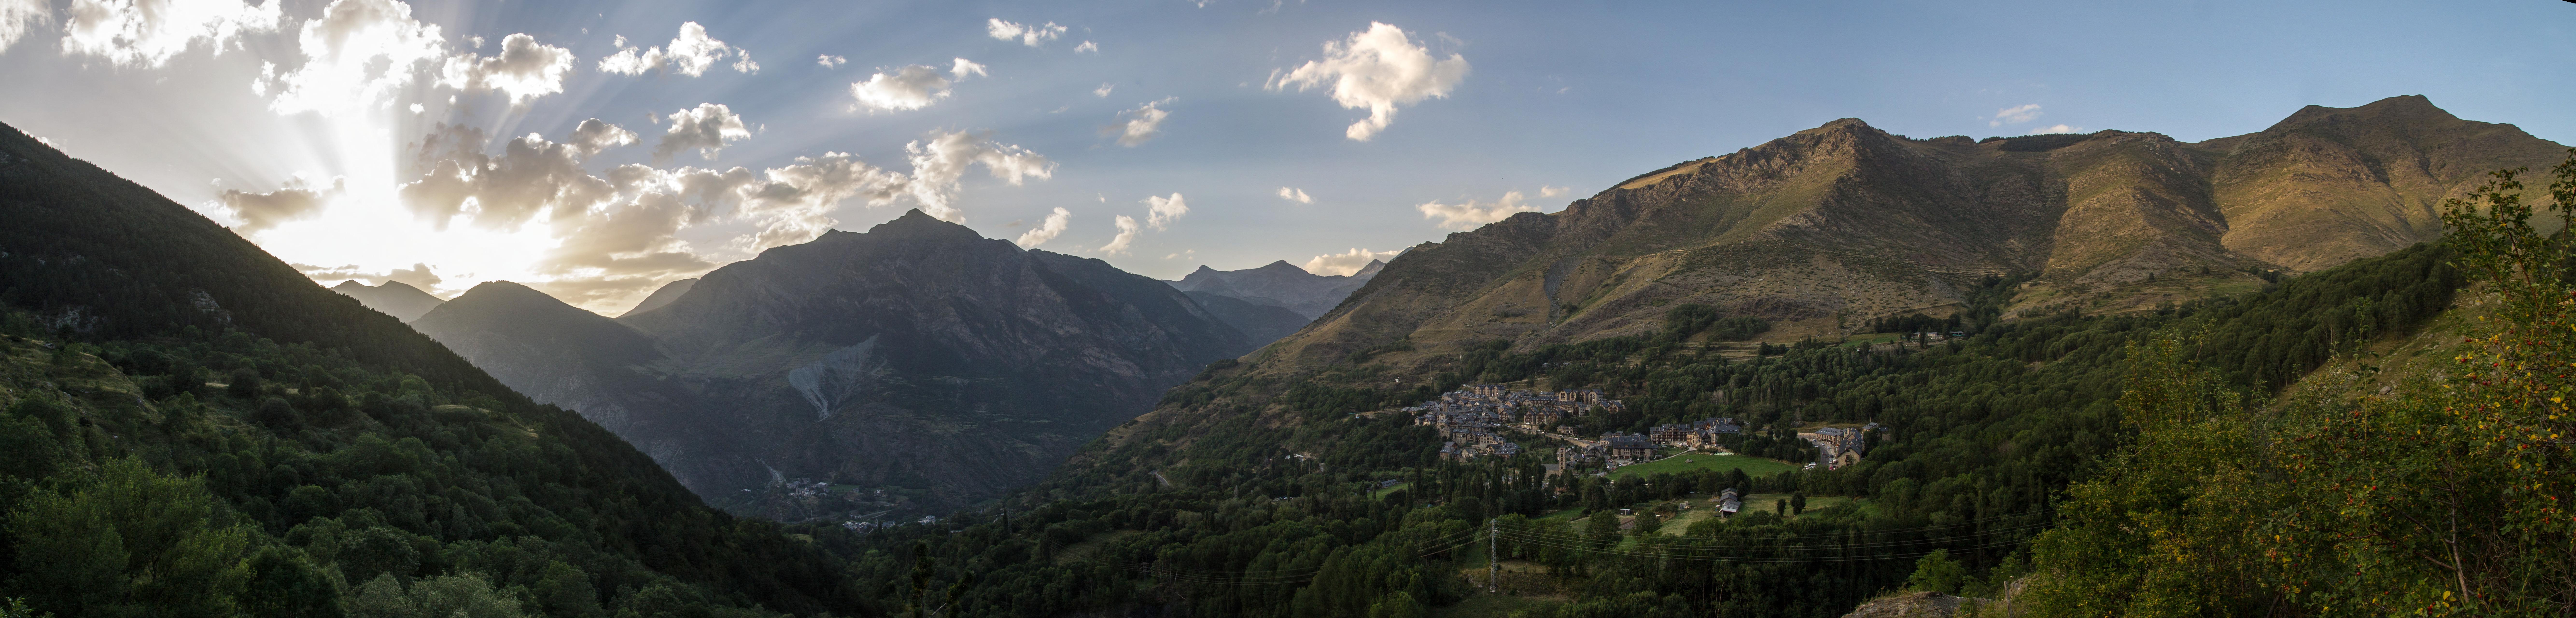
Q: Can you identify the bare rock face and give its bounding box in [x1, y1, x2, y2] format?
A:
[414, 210, 1252, 516]
[1839, 591, 1988, 618]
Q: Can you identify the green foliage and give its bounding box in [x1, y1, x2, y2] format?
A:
[1906, 549, 1965, 594]
[2021, 151, 2576, 616]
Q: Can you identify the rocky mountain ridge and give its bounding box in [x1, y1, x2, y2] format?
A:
[328, 279, 446, 322]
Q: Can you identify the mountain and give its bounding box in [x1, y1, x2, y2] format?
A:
[1247, 95, 2565, 370]
[1170, 258, 1385, 319]
[619, 277, 696, 317]
[1182, 290, 1314, 345]
[0, 122, 859, 614]
[328, 279, 446, 321]
[413, 210, 1254, 515]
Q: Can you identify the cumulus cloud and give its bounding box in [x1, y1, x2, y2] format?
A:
[1015, 207, 1071, 248]
[817, 54, 845, 68]
[1144, 193, 1186, 230]
[1267, 22, 1469, 141]
[598, 22, 756, 77]
[1100, 215, 1139, 255]
[1111, 98, 1172, 146]
[734, 151, 911, 247]
[59, 0, 281, 67]
[437, 32, 572, 106]
[0, 0, 50, 53]
[1092, 82, 1113, 97]
[567, 118, 637, 158]
[1417, 190, 1538, 230]
[1989, 103, 2042, 127]
[1302, 247, 1398, 276]
[1277, 187, 1311, 203]
[218, 174, 343, 232]
[2030, 124, 2082, 134]
[400, 126, 615, 231]
[264, 0, 447, 117]
[903, 130, 1054, 220]
[1538, 185, 1567, 198]
[653, 103, 750, 162]
[849, 62, 982, 112]
[1074, 40, 1097, 54]
[986, 18, 1065, 47]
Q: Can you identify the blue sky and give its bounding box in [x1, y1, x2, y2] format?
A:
[1, 0, 2569, 312]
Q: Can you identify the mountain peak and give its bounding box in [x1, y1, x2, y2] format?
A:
[865, 209, 982, 241]
[450, 280, 575, 311]
[1253, 260, 1308, 274]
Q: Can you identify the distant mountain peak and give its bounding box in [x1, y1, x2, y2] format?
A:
[1253, 260, 1307, 274]
[328, 278, 447, 322]
[865, 209, 983, 241]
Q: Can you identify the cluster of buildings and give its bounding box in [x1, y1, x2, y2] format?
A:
[1648, 417, 1746, 448]
[1412, 385, 1626, 462]
[1797, 423, 1880, 470]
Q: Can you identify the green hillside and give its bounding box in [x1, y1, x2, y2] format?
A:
[0, 124, 861, 616]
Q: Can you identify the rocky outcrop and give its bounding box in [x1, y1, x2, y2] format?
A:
[1838, 591, 1988, 618]
[414, 211, 1254, 516]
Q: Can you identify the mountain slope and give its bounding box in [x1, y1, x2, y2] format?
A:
[1251, 96, 2562, 372]
[329, 279, 446, 322]
[619, 277, 696, 318]
[417, 211, 1255, 515]
[1183, 290, 1313, 345]
[1171, 259, 1384, 319]
[0, 121, 860, 614]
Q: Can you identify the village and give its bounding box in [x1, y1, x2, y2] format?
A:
[1406, 384, 1877, 488]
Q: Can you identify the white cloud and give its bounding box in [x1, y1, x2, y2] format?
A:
[60, 0, 281, 67]
[1989, 103, 2042, 127]
[1074, 40, 1096, 54]
[902, 130, 1054, 220]
[653, 103, 750, 162]
[733, 151, 910, 247]
[217, 173, 343, 232]
[985, 18, 1065, 47]
[1112, 98, 1172, 146]
[1015, 207, 1071, 248]
[1538, 185, 1567, 198]
[1417, 190, 1537, 230]
[399, 124, 616, 231]
[849, 63, 975, 112]
[567, 118, 637, 158]
[1093, 82, 1114, 97]
[437, 33, 573, 106]
[1100, 215, 1139, 255]
[950, 57, 987, 79]
[1277, 187, 1312, 204]
[265, 0, 447, 117]
[1302, 247, 1398, 276]
[0, 0, 50, 53]
[1267, 22, 1469, 141]
[817, 54, 845, 68]
[1144, 192, 1186, 230]
[2030, 124, 2083, 135]
[597, 22, 755, 77]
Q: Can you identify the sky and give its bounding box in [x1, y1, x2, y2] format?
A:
[1, 0, 2570, 314]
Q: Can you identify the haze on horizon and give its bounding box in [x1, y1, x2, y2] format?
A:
[0, 0, 2568, 313]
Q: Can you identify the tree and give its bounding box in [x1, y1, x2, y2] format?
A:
[1907, 549, 1965, 594]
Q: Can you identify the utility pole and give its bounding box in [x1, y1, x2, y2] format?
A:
[1488, 517, 1499, 593]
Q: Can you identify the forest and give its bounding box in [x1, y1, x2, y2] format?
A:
[784, 233, 2467, 616]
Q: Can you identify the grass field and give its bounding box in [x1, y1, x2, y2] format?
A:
[1609, 452, 1802, 480]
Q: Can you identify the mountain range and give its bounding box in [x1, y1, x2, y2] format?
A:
[1166, 259, 1384, 345]
[411, 211, 1255, 516]
[1236, 95, 2566, 372]
[329, 279, 446, 322]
